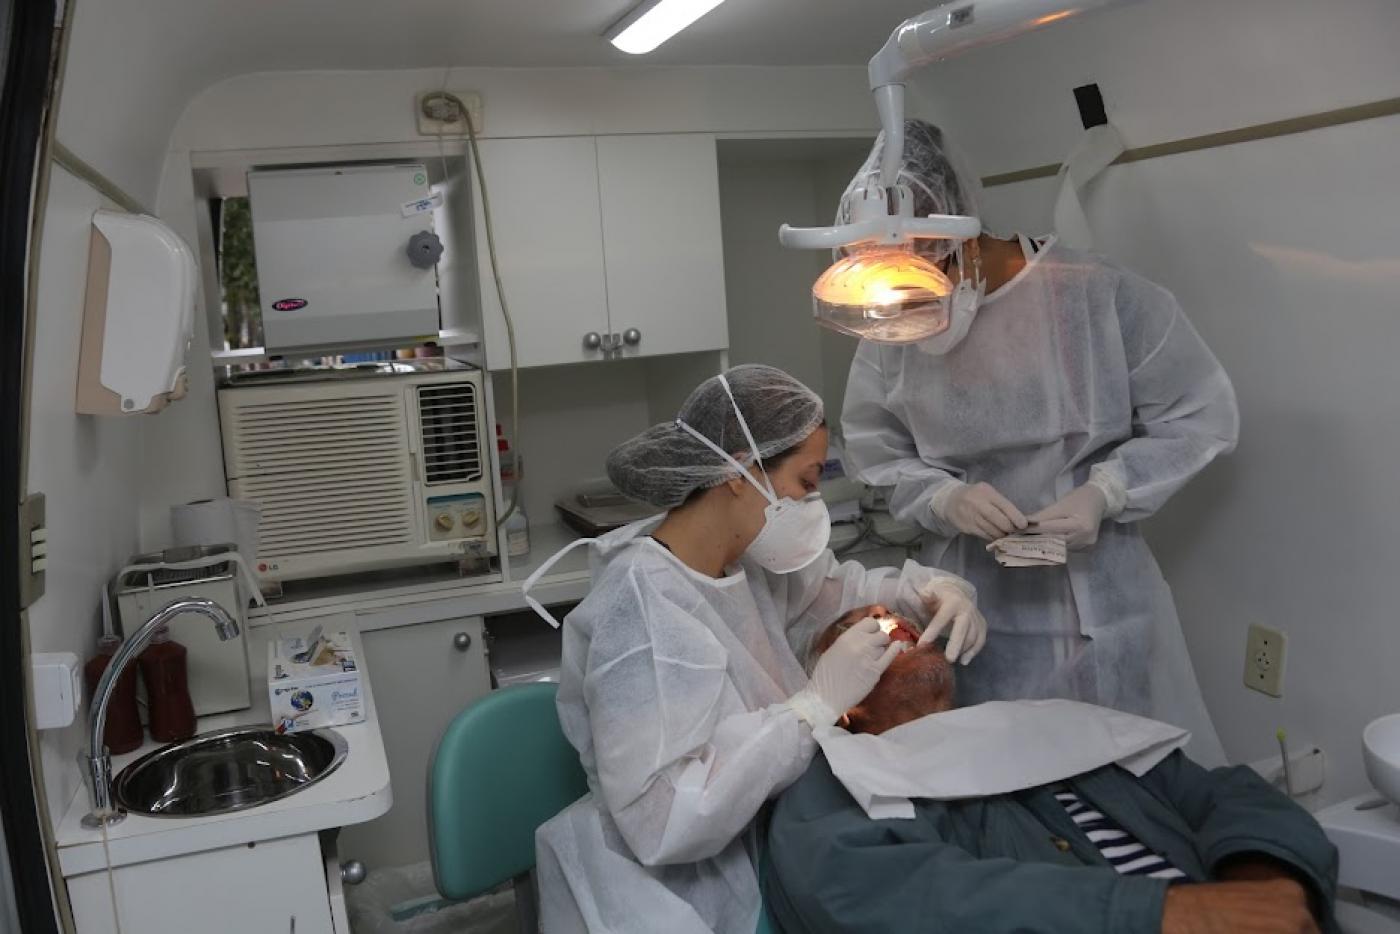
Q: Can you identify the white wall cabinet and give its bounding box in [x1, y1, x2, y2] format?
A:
[337, 615, 491, 869]
[474, 137, 611, 369]
[68, 832, 335, 934]
[475, 134, 727, 369]
[596, 134, 729, 361]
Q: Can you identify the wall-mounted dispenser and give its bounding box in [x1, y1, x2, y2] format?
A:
[76, 210, 197, 415]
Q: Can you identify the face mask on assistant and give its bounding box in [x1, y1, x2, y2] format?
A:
[675, 376, 830, 574]
[915, 238, 984, 356]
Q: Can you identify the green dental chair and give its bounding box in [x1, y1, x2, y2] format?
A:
[415, 681, 778, 933]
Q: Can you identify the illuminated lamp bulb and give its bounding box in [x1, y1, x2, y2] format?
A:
[811, 245, 954, 343]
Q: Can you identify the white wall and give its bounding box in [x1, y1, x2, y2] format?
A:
[169, 66, 872, 153]
[55, 4, 196, 209]
[136, 152, 230, 549]
[903, 0, 1400, 181]
[491, 362, 655, 530]
[1098, 119, 1400, 802]
[717, 148, 869, 429]
[25, 167, 148, 825]
[903, 0, 1400, 803]
[718, 160, 828, 390]
[51, 0, 902, 210]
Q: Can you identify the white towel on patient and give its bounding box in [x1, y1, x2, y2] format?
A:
[815, 699, 1191, 820]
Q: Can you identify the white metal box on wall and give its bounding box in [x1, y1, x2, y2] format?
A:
[248, 164, 442, 352]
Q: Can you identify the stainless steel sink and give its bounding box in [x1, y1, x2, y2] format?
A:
[113, 726, 348, 818]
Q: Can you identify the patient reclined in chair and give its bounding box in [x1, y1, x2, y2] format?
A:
[763, 605, 1341, 934]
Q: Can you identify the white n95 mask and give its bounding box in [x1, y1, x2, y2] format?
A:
[676, 374, 831, 575]
[918, 243, 985, 355]
[742, 490, 831, 574]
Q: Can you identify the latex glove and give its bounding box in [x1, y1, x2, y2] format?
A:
[933, 481, 1028, 541]
[1160, 879, 1319, 934]
[916, 579, 987, 665]
[788, 617, 903, 729]
[1028, 484, 1109, 549]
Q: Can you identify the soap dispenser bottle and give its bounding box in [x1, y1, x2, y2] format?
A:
[83, 635, 145, 754]
[139, 626, 197, 742]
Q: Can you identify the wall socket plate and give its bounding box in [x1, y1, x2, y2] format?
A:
[1244, 623, 1287, 697]
[416, 90, 483, 137]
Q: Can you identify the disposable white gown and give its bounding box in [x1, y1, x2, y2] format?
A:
[535, 518, 967, 934]
[842, 238, 1238, 764]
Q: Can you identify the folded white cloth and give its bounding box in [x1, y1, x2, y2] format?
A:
[815, 699, 1191, 819]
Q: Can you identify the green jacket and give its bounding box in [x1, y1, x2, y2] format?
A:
[763, 750, 1338, 933]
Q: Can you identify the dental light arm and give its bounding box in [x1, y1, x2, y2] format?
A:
[779, 0, 1122, 251]
[777, 0, 1124, 344]
[867, 0, 1121, 182]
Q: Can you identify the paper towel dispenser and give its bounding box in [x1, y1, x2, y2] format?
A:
[76, 211, 197, 415]
[247, 163, 443, 353]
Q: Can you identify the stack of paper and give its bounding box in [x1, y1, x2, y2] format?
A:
[989, 532, 1068, 568]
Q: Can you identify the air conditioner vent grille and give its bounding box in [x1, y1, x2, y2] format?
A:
[225, 392, 413, 559]
[416, 383, 482, 485]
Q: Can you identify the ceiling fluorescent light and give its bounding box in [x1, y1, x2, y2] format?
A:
[606, 0, 728, 55]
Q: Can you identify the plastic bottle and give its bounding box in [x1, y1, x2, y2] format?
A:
[138, 627, 197, 742]
[496, 424, 517, 488]
[496, 425, 530, 556]
[83, 635, 144, 754]
[506, 503, 531, 558]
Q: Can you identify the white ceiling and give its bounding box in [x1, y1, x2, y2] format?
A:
[118, 0, 942, 72]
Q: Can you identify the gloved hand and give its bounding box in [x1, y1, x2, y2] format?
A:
[916, 579, 987, 665]
[1028, 484, 1109, 549]
[933, 481, 1029, 541]
[788, 617, 903, 729]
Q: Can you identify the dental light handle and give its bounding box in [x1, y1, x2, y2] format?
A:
[866, 0, 1126, 187]
[779, 213, 980, 250]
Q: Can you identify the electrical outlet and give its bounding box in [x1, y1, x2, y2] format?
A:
[1243, 624, 1287, 697]
[416, 90, 483, 137]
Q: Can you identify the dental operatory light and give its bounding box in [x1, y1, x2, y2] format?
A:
[607, 0, 729, 55]
[812, 246, 955, 343]
[779, 0, 1123, 343]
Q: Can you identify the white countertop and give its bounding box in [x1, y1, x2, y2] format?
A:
[1316, 793, 1400, 901]
[242, 514, 921, 630]
[56, 628, 391, 878]
[246, 522, 592, 628]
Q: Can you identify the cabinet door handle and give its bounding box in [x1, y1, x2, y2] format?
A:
[453, 632, 472, 652]
[583, 331, 602, 351]
[623, 328, 641, 346]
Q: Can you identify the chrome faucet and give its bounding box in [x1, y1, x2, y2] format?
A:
[82, 596, 240, 828]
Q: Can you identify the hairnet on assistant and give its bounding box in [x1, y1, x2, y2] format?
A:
[836, 119, 984, 263]
[606, 364, 824, 509]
